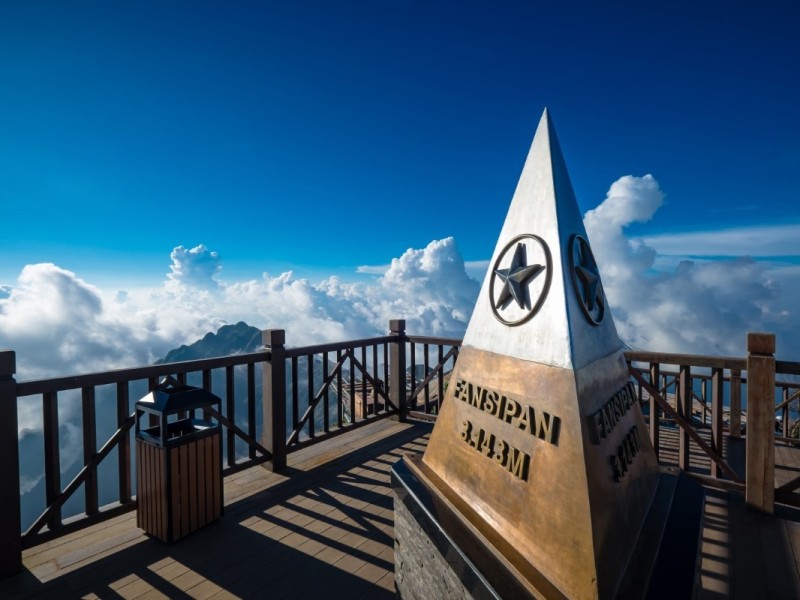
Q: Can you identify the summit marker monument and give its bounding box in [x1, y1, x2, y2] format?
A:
[393, 110, 698, 599]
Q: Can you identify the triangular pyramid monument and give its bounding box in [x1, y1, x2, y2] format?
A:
[393, 110, 672, 599]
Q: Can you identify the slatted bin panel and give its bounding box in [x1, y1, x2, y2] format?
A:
[136, 430, 222, 543]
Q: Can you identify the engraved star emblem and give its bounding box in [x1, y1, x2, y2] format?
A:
[493, 243, 544, 310]
[570, 235, 605, 325]
[575, 263, 600, 311]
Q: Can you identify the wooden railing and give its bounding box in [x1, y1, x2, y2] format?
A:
[627, 334, 800, 512]
[406, 334, 461, 420]
[626, 351, 747, 488]
[1, 323, 798, 577]
[6, 351, 271, 552]
[0, 319, 459, 575]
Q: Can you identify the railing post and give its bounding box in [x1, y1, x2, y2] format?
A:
[0, 351, 22, 576]
[745, 332, 776, 514]
[649, 362, 660, 458]
[389, 320, 407, 422]
[262, 330, 287, 472]
[678, 364, 692, 471]
[710, 368, 724, 479]
[782, 387, 789, 438]
[730, 369, 742, 438]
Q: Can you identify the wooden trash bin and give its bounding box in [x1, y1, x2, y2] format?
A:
[135, 378, 223, 543]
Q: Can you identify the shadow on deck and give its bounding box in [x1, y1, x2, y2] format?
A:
[3, 420, 800, 599]
[2, 420, 432, 600]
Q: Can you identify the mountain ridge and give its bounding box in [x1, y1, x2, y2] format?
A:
[157, 321, 262, 363]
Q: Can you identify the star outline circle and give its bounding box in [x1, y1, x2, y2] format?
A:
[568, 234, 605, 325]
[489, 234, 552, 327]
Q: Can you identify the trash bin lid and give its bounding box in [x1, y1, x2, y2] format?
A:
[136, 377, 221, 413]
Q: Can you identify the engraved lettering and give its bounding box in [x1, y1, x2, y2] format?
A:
[610, 455, 624, 482]
[535, 411, 560, 444]
[507, 446, 530, 480]
[611, 395, 622, 421]
[493, 439, 508, 466]
[502, 397, 520, 424]
[483, 390, 497, 415]
[492, 394, 506, 419]
[609, 426, 644, 482]
[459, 421, 531, 481]
[517, 405, 533, 433]
[480, 432, 495, 457]
[454, 379, 466, 403]
[460, 419, 472, 442]
[451, 377, 560, 447]
[588, 382, 641, 444]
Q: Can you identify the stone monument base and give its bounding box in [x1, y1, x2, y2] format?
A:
[392, 456, 704, 600]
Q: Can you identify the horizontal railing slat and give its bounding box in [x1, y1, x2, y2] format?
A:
[406, 335, 463, 346]
[625, 350, 746, 370]
[283, 335, 397, 359]
[17, 351, 269, 396]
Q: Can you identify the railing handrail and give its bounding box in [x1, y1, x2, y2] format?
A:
[283, 334, 398, 359]
[16, 350, 269, 396]
[407, 334, 464, 346]
[776, 360, 800, 376]
[625, 350, 746, 370]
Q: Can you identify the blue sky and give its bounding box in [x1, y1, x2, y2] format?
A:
[2, 0, 797, 288]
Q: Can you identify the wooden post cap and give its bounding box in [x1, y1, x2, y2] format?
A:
[0, 351, 15, 377]
[262, 329, 285, 347]
[390, 319, 406, 334]
[747, 332, 775, 355]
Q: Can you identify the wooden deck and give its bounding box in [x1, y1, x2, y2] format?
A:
[3, 418, 800, 599]
[3, 419, 432, 600]
[653, 425, 800, 599]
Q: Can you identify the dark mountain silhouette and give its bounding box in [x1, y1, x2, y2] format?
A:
[158, 321, 262, 363]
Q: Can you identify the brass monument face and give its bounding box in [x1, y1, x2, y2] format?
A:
[406, 109, 661, 600]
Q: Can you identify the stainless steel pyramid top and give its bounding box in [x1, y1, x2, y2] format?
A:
[463, 108, 620, 370]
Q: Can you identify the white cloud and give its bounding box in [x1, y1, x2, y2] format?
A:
[585, 175, 800, 359]
[0, 238, 479, 382]
[167, 244, 222, 291]
[355, 264, 389, 275]
[0, 264, 158, 379]
[638, 224, 800, 258]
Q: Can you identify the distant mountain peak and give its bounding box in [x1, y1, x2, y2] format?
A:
[158, 321, 262, 364]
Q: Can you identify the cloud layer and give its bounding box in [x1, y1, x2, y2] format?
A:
[1, 177, 798, 384]
[585, 175, 799, 358]
[0, 239, 479, 381]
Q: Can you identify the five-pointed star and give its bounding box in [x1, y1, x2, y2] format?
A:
[574, 247, 602, 311]
[494, 243, 543, 310]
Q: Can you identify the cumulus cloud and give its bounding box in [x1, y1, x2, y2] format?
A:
[639, 224, 800, 258]
[0, 264, 155, 379]
[217, 237, 479, 343]
[585, 175, 799, 359]
[167, 244, 222, 291]
[0, 238, 479, 382]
